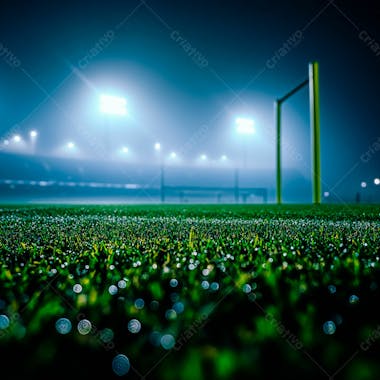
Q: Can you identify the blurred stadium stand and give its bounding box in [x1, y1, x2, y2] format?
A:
[0, 152, 312, 203]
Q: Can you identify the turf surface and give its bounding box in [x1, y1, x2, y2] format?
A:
[0, 204, 379, 379]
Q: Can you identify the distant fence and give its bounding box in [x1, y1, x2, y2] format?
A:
[0, 179, 268, 203]
[163, 185, 268, 203]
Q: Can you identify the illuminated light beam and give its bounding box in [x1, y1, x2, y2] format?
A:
[100, 94, 127, 116]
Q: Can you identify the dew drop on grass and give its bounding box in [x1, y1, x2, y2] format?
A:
[112, 354, 130, 376]
[327, 285, 336, 294]
[73, 284, 82, 294]
[160, 334, 175, 350]
[0, 315, 10, 330]
[108, 285, 118, 295]
[173, 301, 184, 314]
[165, 309, 177, 320]
[55, 318, 72, 335]
[349, 295, 359, 304]
[242, 284, 252, 293]
[202, 269, 209, 276]
[201, 280, 209, 290]
[117, 280, 127, 289]
[169, 279, 178, 288]
[210, 282, 219, 291]
[100, 328, 114, 343]
[77, 319, 92, 335]
[128, 319, 141, 334]
[134, 298, 145, 309]
[323, 321, 336, 335]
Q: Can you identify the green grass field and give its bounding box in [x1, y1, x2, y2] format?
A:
[0, 204, 379, 379]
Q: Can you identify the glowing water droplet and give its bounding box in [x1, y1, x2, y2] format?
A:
[112, 354, 130, 376]
[201, 280, 209, 290]
[349, 294, 359, 304]
[165, 309, 177, 320]
[173, 301, 184, 314]
[73, 284, 82, 294]
[100, 328, 114, 343]
[327, 285, 336, 294]
[128, 319, 141, 334]
[0, 315, 10, 330]
[160, 334, 175, 350]
[169, 279, 178, 288]
[108, 285, 118, 295]
[118, 280, 127, 289]
[242, 284, 252, 293]
[323, 321, 336, 335]
[55, 318, 72, 335]
[77, 319, 92, 335]
[210, 282, 219, 291]
[134, 298, 145, 309]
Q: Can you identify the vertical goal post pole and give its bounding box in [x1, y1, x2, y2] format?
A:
[275, 100, 282, 205]
[309, 61, 322, 205]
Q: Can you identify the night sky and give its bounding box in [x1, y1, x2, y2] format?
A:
[0, 0, 379, 196]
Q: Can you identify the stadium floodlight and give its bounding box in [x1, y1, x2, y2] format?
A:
[122, 146, 129, 153]
[200, 154, 207, 160]
[323, 191, 330, 197]
[221, 154, 227, 161]
[3, 139, 9, 146]
[99, 94, 127, 116]
[154, 142, 161, 151]
[67, 142, 75, 149]
[170, 152, 177, 159]
[13, 134, 21, 143]
[361, 181, 367, 188]
[374, 178, 380, 185]
[235, 117, 255, 135]
[30, 130, 38, 138]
